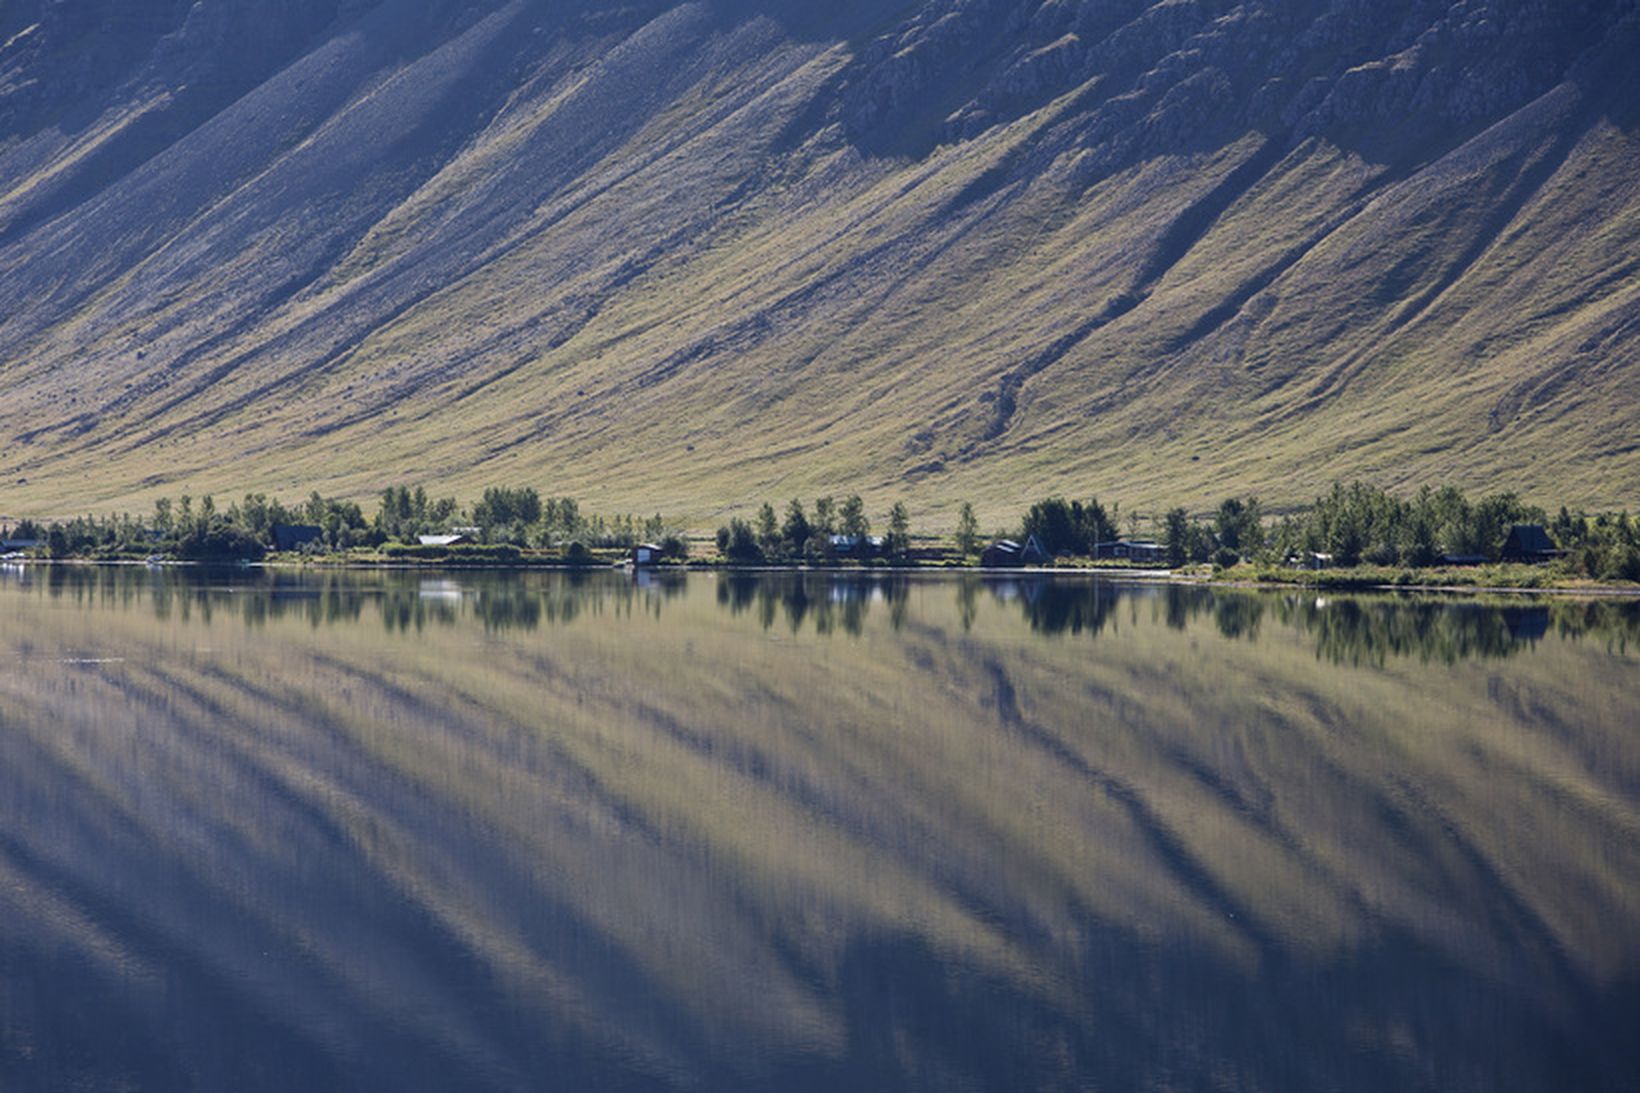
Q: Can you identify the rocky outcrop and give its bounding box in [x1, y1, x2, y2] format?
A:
[826, 0, 1631, 171]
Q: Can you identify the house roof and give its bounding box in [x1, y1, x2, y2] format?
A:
[1506, 524, 1556, 553]
[987, 537, 1047, 558]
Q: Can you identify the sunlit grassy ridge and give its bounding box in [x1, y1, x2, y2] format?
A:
[1, 571, 1636, 1087]
[0, 1, 1636, 526]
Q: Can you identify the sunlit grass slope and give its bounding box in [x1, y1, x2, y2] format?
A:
[1, 1, 1636, 524]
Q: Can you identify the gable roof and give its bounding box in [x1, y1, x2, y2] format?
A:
[1505, 524, 1555, 554]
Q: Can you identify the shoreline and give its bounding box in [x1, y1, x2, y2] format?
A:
[6, 556, 1638, 599]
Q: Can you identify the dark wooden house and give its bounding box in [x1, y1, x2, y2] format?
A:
[980, 535, 1050, 568]
[1094, 539, 1165, 563]
[1501, 524, 1558, 564]
[271, 524, 323, 552]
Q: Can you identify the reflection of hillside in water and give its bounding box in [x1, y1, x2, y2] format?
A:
[1, 569, 1637, 1089]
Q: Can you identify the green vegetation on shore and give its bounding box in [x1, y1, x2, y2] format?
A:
[0, 486, 683, 567]
[3, 481, 1636, 587]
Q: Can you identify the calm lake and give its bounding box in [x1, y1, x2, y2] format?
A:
[1, 566, 1637, 1091]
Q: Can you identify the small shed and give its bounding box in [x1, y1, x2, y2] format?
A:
[829, 534, 886, 558]
[418, 533, 471, 547]
[271, 524, 323, 552]
[981, 535, 1050, 568]
[1096, 539, 1165, 563]
[1501, 524, 1558, 564]
[630, 542, 663, 566]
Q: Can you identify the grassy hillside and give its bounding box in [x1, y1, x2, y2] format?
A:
[1, 0, 1637, 526]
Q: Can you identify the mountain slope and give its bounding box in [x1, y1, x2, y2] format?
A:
[2, 0, 1637, 523]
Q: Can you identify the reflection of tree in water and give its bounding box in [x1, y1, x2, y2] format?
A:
[717, 573, 762, 615]
[462, 571, 687, 633]
[718, 573, 913, 636]
[15, 567, 692, 635]
[985, 577, 1135, 638]
[12, 567, 1640, 661]
[1280, 598, 1545, 667]
[1163, 585, 1198, 632]
[470, 586, 544, 632]
[70, 567, 364, 629]
[977, 580, 1272, 642]
[1213, 593, 1265, 641]
[378, 585, 456, 633]
[988, 578, 1640, 666]
[1553, 598, 1640, 656]
[956, 576, 978, 632]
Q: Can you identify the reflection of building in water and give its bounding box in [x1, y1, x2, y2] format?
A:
[828, 581, 868, 604]
[1502, 606, 1551, 644]
[418, 580, 464, 602]
[986, 579, 1023, 603]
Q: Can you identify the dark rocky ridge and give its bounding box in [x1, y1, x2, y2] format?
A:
[1, 0, 1636, 519]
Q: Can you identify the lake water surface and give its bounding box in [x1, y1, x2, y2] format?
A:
[1, 566, 1637, 1091]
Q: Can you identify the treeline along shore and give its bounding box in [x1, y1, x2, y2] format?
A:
[2, 482, 1637, 587]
